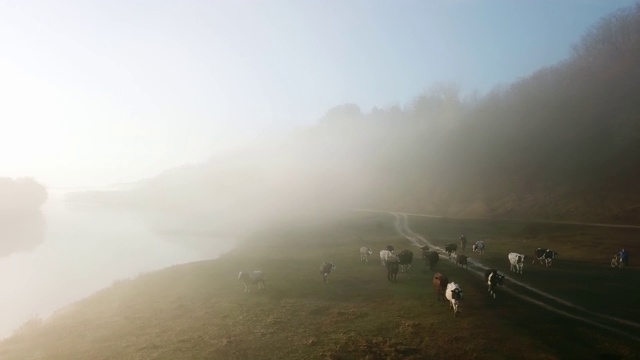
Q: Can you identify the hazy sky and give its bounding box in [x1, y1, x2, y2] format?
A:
[1, 0, 636, 187]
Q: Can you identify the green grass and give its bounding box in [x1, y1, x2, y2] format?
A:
[0, 211, 638, 359]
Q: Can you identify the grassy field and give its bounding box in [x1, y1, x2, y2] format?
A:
[0, 211, 638, 359]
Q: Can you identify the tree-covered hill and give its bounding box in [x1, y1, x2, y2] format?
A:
[70, 4, 640, 232]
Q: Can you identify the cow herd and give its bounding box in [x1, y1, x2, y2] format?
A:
[237, 234, 560, 319]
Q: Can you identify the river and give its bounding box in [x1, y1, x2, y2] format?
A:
[0, 189, 235, 339]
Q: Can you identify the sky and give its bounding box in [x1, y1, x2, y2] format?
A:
[0, 0, 637, 188]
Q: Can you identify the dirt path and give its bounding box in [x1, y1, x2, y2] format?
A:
[391, 212, 640, 342]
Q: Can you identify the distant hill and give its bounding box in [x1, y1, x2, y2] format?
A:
[0, 177, 47, 256]
[71, 4, 640, 233]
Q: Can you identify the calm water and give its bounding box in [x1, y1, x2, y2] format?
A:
[0, 189, 235, 339]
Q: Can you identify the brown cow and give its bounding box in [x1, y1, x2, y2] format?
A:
[456, 255, 468, 269]
[432, 273, 449, 301]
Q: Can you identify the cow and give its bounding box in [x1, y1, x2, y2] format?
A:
[238, 271, 265, 293]
[445, 282, 463, 316]
[459, 234, 467, 251]
[386, 258, 399, 282]
[320, 262, 336, 283]
[508, 253, 525, 274]
[423, 248, 440, 271]
[484, 268, 505, 299]
[445, 243, 458, 259]
[397, 249, 414, 272]
[455, 254, 468, 269]
[360, 247, 373, 262]
[432, 273, 449, 301]
[532, 248, 558, 267]
[380, 249, 395, 266]
[473, 241, 486, 255]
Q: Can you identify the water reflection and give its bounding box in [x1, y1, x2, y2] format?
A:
[0, 211, 46, 258]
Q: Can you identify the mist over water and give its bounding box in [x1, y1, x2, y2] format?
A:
[0, 189, 235, 339]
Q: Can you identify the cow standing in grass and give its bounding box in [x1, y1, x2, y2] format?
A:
[460, 235, 467, 251]
[320, 262, 336, 283]
[445, 243, 458, 259]
[508, 253, 525, 274]
[397, 249, 414, 272]
[380, 249, 395, 266]
[360, 247, 373, 263]
[484, 269, 505, 299]
[473, 241, 486, 255]
[238, 271, 265, 293]
[432, 273, 449, 301]
[386, 257, 400, 283]
[456, 255, 468, 269]
[532, 248, 558, 267]
[445, 282, 463, 316]
[422, 248, 440, 271]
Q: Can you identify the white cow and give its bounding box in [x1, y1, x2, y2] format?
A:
[238, 271, 265, 293]
[472, 241, 486, 255]
[508, 253, 525, 274]
[379, 250, 395, 266]
[360, 247, 373, 262]
[445, 282, 463, 317]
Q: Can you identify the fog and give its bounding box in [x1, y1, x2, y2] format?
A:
[2, 0, 639, 341]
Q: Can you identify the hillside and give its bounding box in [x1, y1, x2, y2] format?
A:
[66, 5, 640, 236]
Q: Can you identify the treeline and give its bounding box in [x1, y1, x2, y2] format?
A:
[75, 3, 640, 232]
[0, 177, 48, 214]
[0, 177, 47, 257]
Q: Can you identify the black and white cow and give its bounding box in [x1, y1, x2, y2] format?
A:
[397, 249, 414, 272]
[445, 243, 458, 259]
[473, 241, 486, 255]
[484, 268, 505, 299]
[532, 248, 558, 267]
[508, 253, 525, 274]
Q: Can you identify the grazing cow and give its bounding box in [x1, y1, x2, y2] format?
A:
[238, 271, 265, 293]
[508, 253, 525, 274]
[423, 249, 440, 271]
[360, 247, 373, 262]
[456, 254, 469, 269]
[484, 269, 505, 299]
[459, 235, 467, 251]
[445, 243, 458, 259]
[432, 273, 449, 301]
[532, 248, 558, 267]
[472, 241, 486, 255]
[397, 249, 414, 272]
[320, 262, 336, 283]
[380, 249, 395, 266]
[386, 258, 400, 282]
[445, 282, 463, 316]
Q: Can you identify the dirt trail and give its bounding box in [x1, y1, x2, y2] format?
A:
[391, 212, 640, 342]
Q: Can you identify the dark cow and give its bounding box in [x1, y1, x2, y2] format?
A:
[423, 249, 440, 271]
[386, 259, 399, 283]
[456, 255, 469, 269]
[484, 268, 505, 299]
[432, 273, 449, 301]
[320, 262, 336, 283]
[386, 245, 395, 252]
[532, 248, 558, 267]
[445, 243, 458, 259]
[397, 249, 414, 272]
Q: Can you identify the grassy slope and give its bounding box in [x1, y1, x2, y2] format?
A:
[1, 212, 638, 359]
